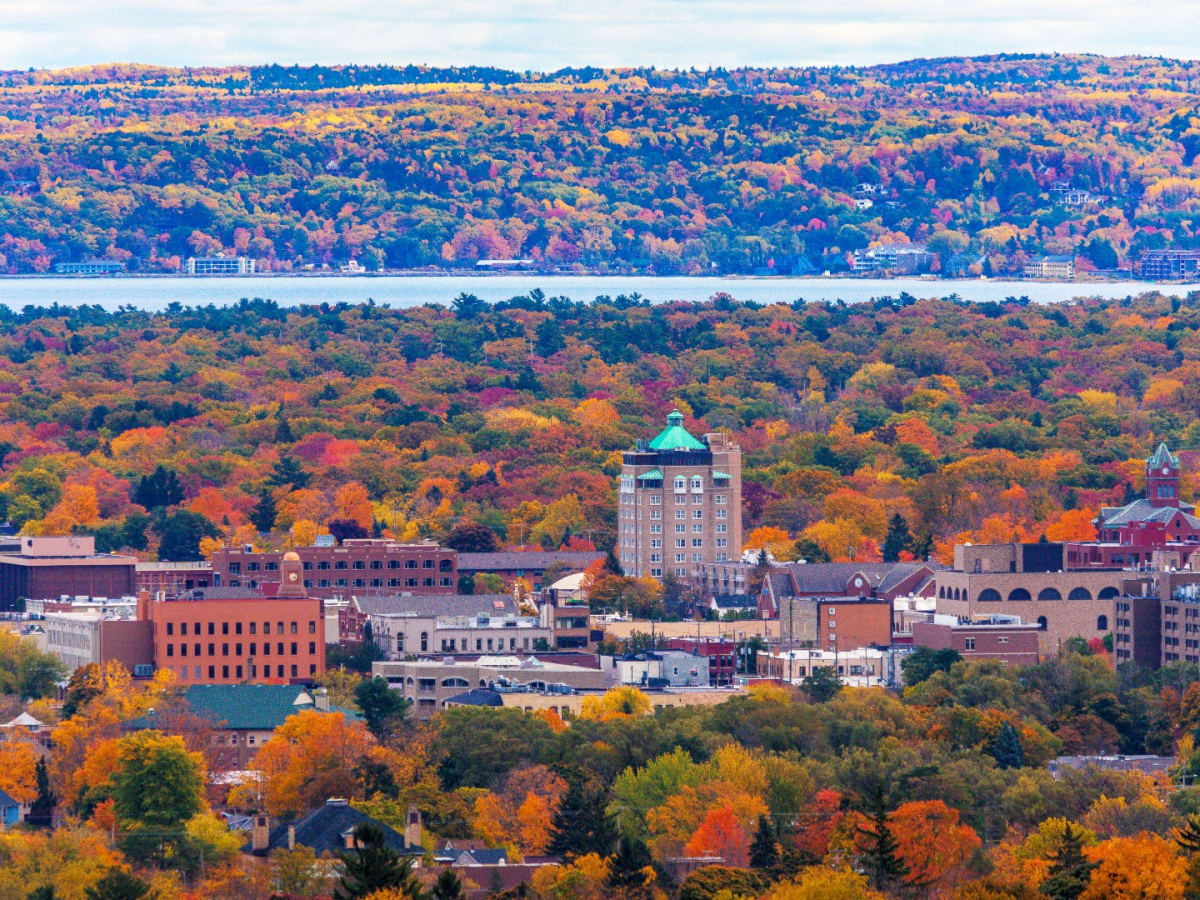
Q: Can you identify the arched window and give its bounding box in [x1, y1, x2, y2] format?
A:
[978, 588, 1002, 603]
[938, 586, 946, 599]
[1037, 587, 1062, 601]
[441, 677, 469, 688]
[1037, 616, 1048, 631]
[1098, 587, 1119, 600]
[1068, 587, 1092, 601]
[1008, 588, 1031, 602]
[396, 635, 404, 652]
[1096, 615, 1109, 631]
[420, 631, 428, 652]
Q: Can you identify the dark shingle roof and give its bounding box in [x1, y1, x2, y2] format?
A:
[444, 689, 504, 707]
[712, 594, 755, 609]
[456, 551, 604, 572]
[782, 562, 936, 595]
[250, 799, 415, 855]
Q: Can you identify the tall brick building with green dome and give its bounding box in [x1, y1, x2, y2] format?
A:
[617, 410, 742, 580]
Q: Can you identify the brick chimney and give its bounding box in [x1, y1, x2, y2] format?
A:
[250, 814, 270, 853]
[405, 805, 422, 849]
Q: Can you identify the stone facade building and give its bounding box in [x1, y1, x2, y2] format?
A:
[935, 542, 1121, 650]
[617, 410, 742, 581]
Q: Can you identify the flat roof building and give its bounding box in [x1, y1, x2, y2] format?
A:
[143, 552, 324, 685]
[0, 536, 136, 613]
[373, 654, 612, 718]
[211, 539, 456, 601]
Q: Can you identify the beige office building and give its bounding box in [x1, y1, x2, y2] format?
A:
[617, 411, 742, 581]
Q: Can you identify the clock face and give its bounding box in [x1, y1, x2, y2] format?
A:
[1164, 467, 1171, 475]
[288, 572, 298, 582]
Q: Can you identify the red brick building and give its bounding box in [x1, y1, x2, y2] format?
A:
[778, 596, 894, 654]
[143, 552, 324, 685]
[910, 618, 1041, 666]
[0, 536, 135, 612]
[135, 561, 212, 596]
[1070, 443, 1200, 568]
[210, 539, 456, 600]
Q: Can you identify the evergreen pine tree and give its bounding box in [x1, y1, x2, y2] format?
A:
[1177, 813, 1200, 855]
[749, 815, 780, 869]
[1038, 824, 1097, 900]
[275, 418, 295, 443]
[249, 488, 277, 533]
[26, 756, 55, 828]
[1122, 480, 1139, 506]
[84, 869, 157, 900]
[26, 886, 56, 900]
[990, 721, 1025, 770]
[549, 779, 617, 859]
[607, 834, 654, 896]
[855, 804, 908, 893]
[881, 513, 913, 562]
[267, 455, 310, 489]
[334, 823, 425, 900]
[431, 868, 464, 900]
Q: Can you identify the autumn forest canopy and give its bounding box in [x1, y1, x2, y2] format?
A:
[6, 54, 1200, 273]
[0, 288, 1194, 565]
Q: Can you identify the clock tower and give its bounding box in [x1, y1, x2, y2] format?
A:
[1145, 442, 1181, 508]
[276, 550, 307, 598]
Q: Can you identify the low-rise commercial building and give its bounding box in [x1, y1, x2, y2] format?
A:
[600, 650, 710, 687]
[777, 596, 894, 653]
[910, 616, 1041, 666]
[756, 646, 896, 687]
[135, 560, 212, 596]
[665, 637, 737, 686]
[444, 684, 742, 718]
[43, 610, 152, 674]
[373, 655, 612, 718]
[0, 536, 136, 613]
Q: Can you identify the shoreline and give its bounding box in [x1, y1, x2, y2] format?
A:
[2, 271, 1192, 288]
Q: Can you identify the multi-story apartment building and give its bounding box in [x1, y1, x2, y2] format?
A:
[617, 410, 742, 581]
[211, 539, 456, 600]
[1140, 249, 1200, 280]
[185, 255, 255, 275]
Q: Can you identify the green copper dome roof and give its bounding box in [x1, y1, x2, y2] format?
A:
[647, 410, 706, 451]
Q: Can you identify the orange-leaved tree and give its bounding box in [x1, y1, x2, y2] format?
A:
[229, 709, 375, 817]
[683, 804, 749, 867]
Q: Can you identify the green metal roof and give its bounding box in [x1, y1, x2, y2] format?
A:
[129, 684, 361, 732]
[1147, 442, 1178, 470]
[636, 469, 663, 481]
[647, 410, 705, 451]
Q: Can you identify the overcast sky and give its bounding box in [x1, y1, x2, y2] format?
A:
[2, 0, 1197, 71]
